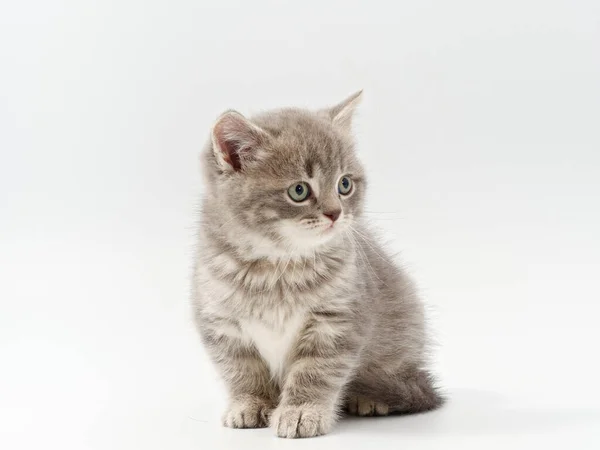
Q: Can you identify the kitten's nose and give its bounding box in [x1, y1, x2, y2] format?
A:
[324, 210, 341, 223]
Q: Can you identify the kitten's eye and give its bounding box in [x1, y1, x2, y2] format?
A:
[288, 182, 311, 202]
[338, 176, 353, 195]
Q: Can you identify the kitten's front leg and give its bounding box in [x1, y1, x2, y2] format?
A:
[198, 317, 277, 429]
[271, 313, 360, 438]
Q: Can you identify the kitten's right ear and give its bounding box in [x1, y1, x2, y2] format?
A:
[211, 111, 269, 172]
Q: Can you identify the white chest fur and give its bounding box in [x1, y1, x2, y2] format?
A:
[240, 312, 306, 380]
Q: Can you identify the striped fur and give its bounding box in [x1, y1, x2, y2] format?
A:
[192, 92, 443, 438]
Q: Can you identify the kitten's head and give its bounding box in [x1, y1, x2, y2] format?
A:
[202, 92, 365, 258]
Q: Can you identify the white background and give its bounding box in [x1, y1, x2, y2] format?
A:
[1, 1, 599, 449]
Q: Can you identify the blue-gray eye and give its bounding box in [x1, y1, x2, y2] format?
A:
[288, 182, 310, 202]
[338, 176, 353, 195]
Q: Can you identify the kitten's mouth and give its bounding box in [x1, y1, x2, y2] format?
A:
[321, 223, 336, 233]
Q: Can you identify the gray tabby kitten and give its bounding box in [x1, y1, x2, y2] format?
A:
[193, 92, 443, 439]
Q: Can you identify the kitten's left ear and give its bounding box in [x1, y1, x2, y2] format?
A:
[322, 90, 363, 132]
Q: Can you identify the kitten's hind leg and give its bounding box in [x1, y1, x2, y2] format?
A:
[346, 395, 390, 416]
[348, 367, 444, 416]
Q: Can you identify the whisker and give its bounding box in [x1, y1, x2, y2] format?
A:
[345, 230, 384, 287]
[348, 225, 396, 271]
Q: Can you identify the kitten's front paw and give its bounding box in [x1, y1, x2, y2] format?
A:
[222, 396, 273, 429]
[270, 404, 335, 438]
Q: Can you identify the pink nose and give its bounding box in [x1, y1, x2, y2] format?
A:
[324, 210, 341, 222]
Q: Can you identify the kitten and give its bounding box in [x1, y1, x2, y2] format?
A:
[192, 91, 443, 438]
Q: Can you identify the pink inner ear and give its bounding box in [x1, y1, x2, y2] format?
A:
[215, 129, 243, 171]
[213, 118, 248, 171]
[213, 113, 264, 172]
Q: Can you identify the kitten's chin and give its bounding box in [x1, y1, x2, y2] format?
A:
[277, 222, 345, 253]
